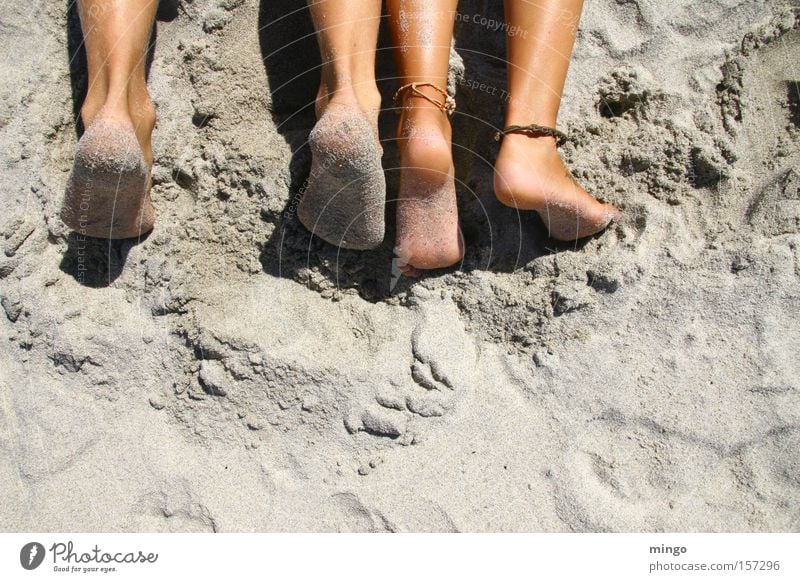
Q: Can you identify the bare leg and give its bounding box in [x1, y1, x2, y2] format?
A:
[297, 0, 386, 250]
[494, 0, 620, 241]
[387, 0, 463, 276]
[61, 0, 158, 239]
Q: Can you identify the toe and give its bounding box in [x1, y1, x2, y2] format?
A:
[401, 265, 422, 278]
[605, 204, 622, 223]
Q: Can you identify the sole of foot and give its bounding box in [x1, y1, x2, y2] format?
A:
[61, 112, 154, 240]
[298, 101, 386, 250]
[395, 108, 464, 278]
[494, 135, 620, 241]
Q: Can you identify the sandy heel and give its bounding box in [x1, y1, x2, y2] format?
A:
[298, 105, 385, 250]
[61, 116, 154, 240]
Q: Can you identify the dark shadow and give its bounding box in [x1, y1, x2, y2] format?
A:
[257, 0, 319, 117]
[156, 0, 181, 22]
[66, 3, 88, 136]
[787, 80, 800, 128]
[58, 232, 150, 288]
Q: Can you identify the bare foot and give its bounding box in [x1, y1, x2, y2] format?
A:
[61, 107, 155, 240]
[394, 96, 464, 277]
[494, 134, 620, 241]
[298, 89, 385, 250]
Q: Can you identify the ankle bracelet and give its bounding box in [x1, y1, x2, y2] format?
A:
[393, 82, 456, 117]
[494, 123, 567, 147]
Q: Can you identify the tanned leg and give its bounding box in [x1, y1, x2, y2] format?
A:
[61, 0, 159, 239]
[494, 0, 620, 241]
[387, 0, 463, 276]
[297, 0, 386, 250]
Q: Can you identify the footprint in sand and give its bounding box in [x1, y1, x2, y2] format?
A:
[10, 384, 101, 480]
[346, 297, 478, 443]
[126, 480, 217, 532]
[739, 428, 800, 496]
[747, 168, 800, 237]
[708, 428, 800, 530]
[326, 492, 394, 532]
[552, 415, 720, 530]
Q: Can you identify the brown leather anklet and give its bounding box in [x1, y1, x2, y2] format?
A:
[494, 123, 568, 147]
[393, 82, 456, 116]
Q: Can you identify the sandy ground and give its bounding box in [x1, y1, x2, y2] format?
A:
[1, 0, 799, 532]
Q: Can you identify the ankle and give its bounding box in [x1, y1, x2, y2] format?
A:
[317, 81, 380, 119]
[394, 83, 453, 141]
[399, 105, 451, 136]
[316, 81, 357, 114]
[80, 87, 154, 130]
[494, 136, 576, 210]
[128, 89, 156, 135]
[352, 80, 381, 116]
[80, 86, 110, 129]
[397, 104, 452, 164]
[398, 115, 452, 182]
[79, 84, 156, 166]
[497, 134, 562, 169]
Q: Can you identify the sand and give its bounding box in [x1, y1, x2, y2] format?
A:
[0, 0, 798, 532]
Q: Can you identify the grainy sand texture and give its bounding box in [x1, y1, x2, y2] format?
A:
[0, 0, 798, 532]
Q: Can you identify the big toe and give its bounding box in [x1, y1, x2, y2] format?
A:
[542, 201, 620, 241]
[603, 203, 622, 223]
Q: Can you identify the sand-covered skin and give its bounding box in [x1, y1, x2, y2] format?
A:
[395, 171, 462, 270]
[61, 113, 154, 239]
[298, 103, 386, 250]
[0, 0, 798, 532]
[395, 115, 464, 274]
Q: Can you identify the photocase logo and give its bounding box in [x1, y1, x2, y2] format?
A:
[20, 542, 45, 570]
